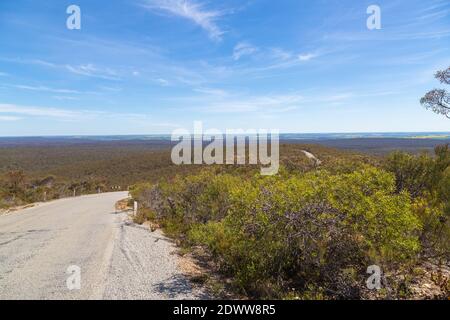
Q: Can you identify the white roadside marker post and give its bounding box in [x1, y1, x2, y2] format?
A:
[133, 201, 138, 216]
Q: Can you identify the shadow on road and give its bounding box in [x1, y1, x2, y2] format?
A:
[153, 274, 210, 299]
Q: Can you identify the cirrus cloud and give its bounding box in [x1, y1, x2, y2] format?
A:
[141, 0, 226, 41]
[233, 42, 258, 60]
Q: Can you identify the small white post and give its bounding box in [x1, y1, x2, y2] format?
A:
[133, 201, 138, 216]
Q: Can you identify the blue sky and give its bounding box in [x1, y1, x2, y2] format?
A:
[0, 0, 449, 136]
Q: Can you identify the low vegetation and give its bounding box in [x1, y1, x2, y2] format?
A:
[1, 139, 448, 299]
[131, 144, 450, 299]
[0, 141, 191, 208]
[0, 141, 372, 209]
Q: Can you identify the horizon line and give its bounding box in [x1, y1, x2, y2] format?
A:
[1, 131, 450, 139]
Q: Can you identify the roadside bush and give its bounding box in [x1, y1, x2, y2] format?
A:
[384, 151, 433, 197]
[133, 169, 242, 237]
[134, 166, 422, 298]
[0, 169, 112, 209]
[385, 145, 449, 262]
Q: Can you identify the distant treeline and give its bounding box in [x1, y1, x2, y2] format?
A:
[0, 142, 372, 208]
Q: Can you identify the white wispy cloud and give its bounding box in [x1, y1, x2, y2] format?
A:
[298, 53, 317, 61]
[196, 94, 304, 113]
[176, 89, 368, 114]
[0, 103, 159, 123]
[324, 1, 450, 42]
[28, 59, 58, 68]
[269, 48, 293, 61]
[0, 103, 82, 118]
[233, 42, 258, 60]
[52, 96, 79, 101]
[0, 115, 21, 121]
[155, 78, 170, 86]
[321, 93, 354, 102]
[2, 56, 125, 81]
[66, 64, 121, 80]
[13, 84, 81, 94]
[228, 47, 324, 76]
[98, 86, 123, 92]
[325, 29, 450, 42]
[141, 0, 225, 40]
[0, 72, 8, 76]
[0, 57, 58, 68]
[194, 87, 228, 96]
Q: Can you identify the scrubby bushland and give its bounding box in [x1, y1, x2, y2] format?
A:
[131, 167, 424, 298]
[0, 170, 108, 209]
[2, 138, 447, 298]
[385, 145, 450, 262]
[130, 144, 449, 299]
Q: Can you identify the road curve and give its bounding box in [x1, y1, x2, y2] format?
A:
[0, 192, 207, 300]
[301, 150, 322, 165]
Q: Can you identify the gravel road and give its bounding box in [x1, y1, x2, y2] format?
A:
[0, 192, 208, 300]
[301, 150, 322, 165]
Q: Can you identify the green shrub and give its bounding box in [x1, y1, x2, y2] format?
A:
[134, 165, 422, 298]
[188, 167, 420, 298]
[130, 145, 450, 299]
[384, 145, 449, 261]
[384, 151, 433, 197]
